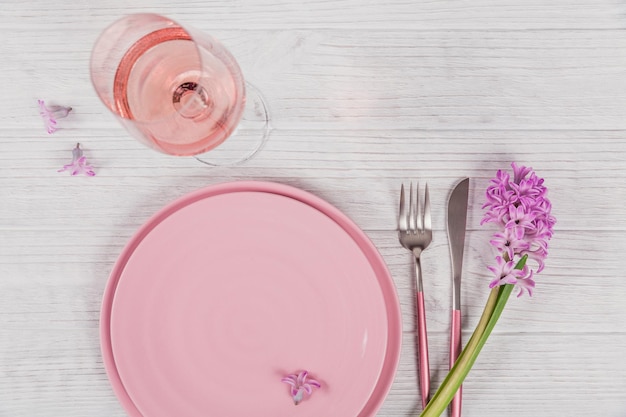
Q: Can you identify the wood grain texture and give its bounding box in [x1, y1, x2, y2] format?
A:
[4, 29, 626, 131]
[1, 0, 626, 416]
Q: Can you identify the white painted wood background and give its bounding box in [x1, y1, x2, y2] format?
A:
[1, 0, 626, 416]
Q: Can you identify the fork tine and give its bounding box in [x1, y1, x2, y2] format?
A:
[416, 182, 423, 231]
[409, 182, 417, 232]
[424, 183, 432, 231]
[399, 184, 407, 231]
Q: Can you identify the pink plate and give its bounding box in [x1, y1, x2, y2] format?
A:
[101, 181, 401, 417]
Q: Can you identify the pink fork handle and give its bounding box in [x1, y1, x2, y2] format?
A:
[450, 309, 462, 417]
[417, 290, 430, 408]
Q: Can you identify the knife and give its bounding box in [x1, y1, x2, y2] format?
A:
[447, 178, 469, 417]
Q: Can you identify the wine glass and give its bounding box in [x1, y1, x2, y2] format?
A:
[90, 13, 270, 166]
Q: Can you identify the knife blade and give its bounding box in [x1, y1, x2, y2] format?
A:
[447, 177, 469, 417]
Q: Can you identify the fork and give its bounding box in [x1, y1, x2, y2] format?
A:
[398, 182, 433, 409]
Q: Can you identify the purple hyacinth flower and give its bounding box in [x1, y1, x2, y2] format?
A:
[38, 99, 72, 134]
[483, 162, 555, 296]
[488, 256, 530, 290]
[58, 143, 95, 176]
[281, 371, 321, 405]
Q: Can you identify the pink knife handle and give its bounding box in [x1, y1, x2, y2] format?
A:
[450, 309, 462, 417]
[417, 290, 430, 408]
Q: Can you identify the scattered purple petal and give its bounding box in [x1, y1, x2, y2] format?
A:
[39, 99, 72, 134]
[58, 143, 95, 176]
[281, 370, 320, 405]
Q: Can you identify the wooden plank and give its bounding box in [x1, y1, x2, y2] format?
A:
[1, 229, 624, 335]
[380, 333, 626, 416]
[2, 0, 626, 30]
[2, 29, 626, 130]
[1, 130, 625, 231]
[1, 327, 624, 416]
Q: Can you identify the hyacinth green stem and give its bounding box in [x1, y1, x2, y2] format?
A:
[419, 255, 528, 417]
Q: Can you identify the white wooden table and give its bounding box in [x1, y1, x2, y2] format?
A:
[2, 1, 626, 416]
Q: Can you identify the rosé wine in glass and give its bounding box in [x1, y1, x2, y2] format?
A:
[90, 14, 268, 164]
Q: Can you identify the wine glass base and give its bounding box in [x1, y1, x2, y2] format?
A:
[194, 82, 270, 166]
